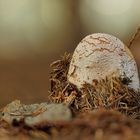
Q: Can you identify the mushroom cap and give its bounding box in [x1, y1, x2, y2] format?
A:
[68, 33, 140, 91]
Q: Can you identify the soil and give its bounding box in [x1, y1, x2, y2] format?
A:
[0, 109, 140, 140]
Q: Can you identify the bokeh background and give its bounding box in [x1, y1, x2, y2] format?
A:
[0, 0, 140, 106]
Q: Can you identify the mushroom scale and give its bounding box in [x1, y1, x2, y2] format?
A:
[67, 33, 140, 91]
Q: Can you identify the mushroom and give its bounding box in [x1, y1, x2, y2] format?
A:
[67, 33, 140, 92]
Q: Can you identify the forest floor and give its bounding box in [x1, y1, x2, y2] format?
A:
[1, 53, 140, 140]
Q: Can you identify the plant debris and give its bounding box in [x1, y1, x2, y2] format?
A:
[1, 100, 72, 126]
[49, 53, 140, 119]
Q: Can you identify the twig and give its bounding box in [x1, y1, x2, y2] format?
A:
[128, 27, 140, 48]
[107, 92, 127, 108]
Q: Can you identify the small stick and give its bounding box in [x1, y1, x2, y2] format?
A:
[128, 27, 140, 48]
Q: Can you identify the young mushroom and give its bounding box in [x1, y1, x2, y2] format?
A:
[67, 33, 140, 92]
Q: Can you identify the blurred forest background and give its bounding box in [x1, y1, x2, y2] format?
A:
[0, 0, 140, 106]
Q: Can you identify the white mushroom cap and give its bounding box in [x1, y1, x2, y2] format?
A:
[68, 33, 140, 91]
